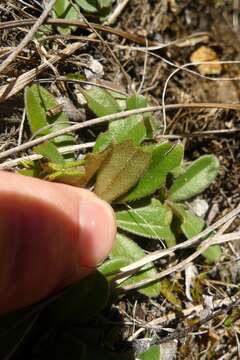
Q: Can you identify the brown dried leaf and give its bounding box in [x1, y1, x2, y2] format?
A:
[190, 46, 222, 75]
[79, 147, 112, 186]
[95, 140, 151, 203]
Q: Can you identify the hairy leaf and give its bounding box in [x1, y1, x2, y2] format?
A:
[76, 0, 98, 13]
[94, 115, 146, 153]
[45, 167, 85, 186]
[139, 345, 161, 360]
[116, 199, 175, 243]
[169, 155, 219, 201]
[126, 93, 148, 110]
[159, 279, 182, 308]
[25, 84, 73, 146]
[109, 233, 161, 297]
[40, 159, 86, 186]
[93, 92, 150, 153]
[99, 258, 128, 278]
[34, 142, 64, 164]
[53, 0, 79, 35]
[168, 202, 205, 239]
[202, 244, 222, 264]
[0, 310, 38, 359]
[97, 0, 112, 8]
[25, 85, 48, 134]
[95, 140, 151, 203]
[83, 86, 121, 117]
[79, 147, 112, 186]
[122, 142, 184, 202]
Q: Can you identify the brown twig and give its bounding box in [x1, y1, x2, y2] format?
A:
[0, 18, 158, 47]
[0, 0, 56, 74]
[155, 296, 240, 344]
[0, 42, 84, 102]
[128, 294, 240, 341]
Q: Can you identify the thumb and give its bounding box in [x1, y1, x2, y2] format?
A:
[0, 171, 116, 314]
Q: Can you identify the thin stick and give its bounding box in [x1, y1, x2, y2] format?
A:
[1, 102, 240, 161]
[17, 109, 26, 146]
[76, 10, 130, 83]
[0, 142, 95, 169]
[0, 0, 56, 74]
[120, 230, 240, 292]
[104, 0, 130, 26]
[112, 204, 240, 282]
[0, 42, 84, 102]
[161, 60, 240, 134]
[128, 294, 239, 341]
[0, 18, 158, 47]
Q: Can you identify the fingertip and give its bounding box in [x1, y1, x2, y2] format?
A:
[77, 194, 116, 267]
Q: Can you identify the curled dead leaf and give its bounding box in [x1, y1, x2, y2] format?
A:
[190, 46, 222, 75]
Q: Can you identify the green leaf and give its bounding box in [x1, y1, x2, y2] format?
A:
[76, 0, 98, 13]
[110, 233, 145, 261]
[97, 0, 112, 8]
[168, 202, 205, 239]
[159, 278, 182, 308]
[126, 93, 148, 110]
[99, 258, 128, 278]
[139, 345, 161, 360]
[95, 140, 152, 203]
[34, 142, 64, 164]
[202, 244, 222, 264]
[25, 85, 48, 134]
[116, 199, 175, 243]
[45, 167, 85, 186]
[122, 142, 184, 202]
[169, 155, 219, 201]
[94, 115, 146, 153]
[109, 233, 161, 297]
[83, 86, 121, 117]
[25, 85, 74, 147]
[93, 92, 149, 153]
[40, 159, 86, 186]
[45, 271, 109, 325]
[53, 0, 80, 35]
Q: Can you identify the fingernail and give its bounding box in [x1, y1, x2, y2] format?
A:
[78, 197, 116, 267]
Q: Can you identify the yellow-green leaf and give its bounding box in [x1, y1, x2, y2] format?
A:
[202, 244, 222, 264]
[95, 140, 151, 203]
[34, 142, 64, 164]
[139, 345, 161, 360]
[97, 0, 112, 8]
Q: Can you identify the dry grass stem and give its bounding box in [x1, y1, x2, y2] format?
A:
[0, 0, 56, 74]
[1, 102, 240, 161]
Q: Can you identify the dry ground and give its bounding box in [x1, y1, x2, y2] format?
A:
[0, 1, 240, 359]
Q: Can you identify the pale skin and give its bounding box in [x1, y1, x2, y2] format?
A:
[0, 171, 116, 314]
